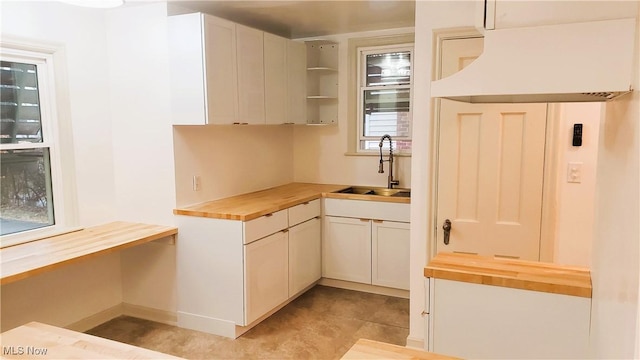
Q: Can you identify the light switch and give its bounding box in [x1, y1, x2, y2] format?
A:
[567, 162, 583, 183]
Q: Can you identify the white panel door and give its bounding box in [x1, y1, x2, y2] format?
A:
[372, 220, 410, 290]
[264, 33, 287, 125]
[322, 216, 371, 284]
[244, 231, 288, 325]
[436, 37, 547, 260]
[203, 15, 238, 124]
[236, 24, 265, 124]
[289, 217, 321, 296]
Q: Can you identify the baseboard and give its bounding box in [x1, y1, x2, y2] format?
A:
[178, 310, 238, 338]
[319, 278, 410, 299]
[122, 303, 177, 326]
[405, 336, 425, 350]
[66, 304, 123, 332]
[65, 303, 177, 333]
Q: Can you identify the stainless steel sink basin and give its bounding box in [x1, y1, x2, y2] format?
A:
[337, 186, 411, 198]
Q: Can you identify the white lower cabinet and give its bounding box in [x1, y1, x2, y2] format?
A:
[322, 199, 410, 290]
[244, 231, 289, 325]
[177, 199, 321, 338]
[323, 216, 372, 283]
[372, 220, 410, 290]
[426, 278, 590, 359]
[288, 217, 321, 296]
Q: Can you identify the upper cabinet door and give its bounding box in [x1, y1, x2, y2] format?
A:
[236, 25, 265, 125]
[169, 13, 238, 125]
[264, 33, 287, 125]
[203, 15, 238, 125]
[287, 41, 307, 124]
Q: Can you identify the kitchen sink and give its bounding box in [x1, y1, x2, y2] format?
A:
[336, 186, 411, 198]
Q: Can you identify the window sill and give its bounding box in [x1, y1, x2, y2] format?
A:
[344, 151, 412, 157]
[0, 226, 83, 249]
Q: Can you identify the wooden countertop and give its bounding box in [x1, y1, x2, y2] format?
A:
[424, 252, 592, 298]
[1, 221, 178, 285]
[0, 322, 183, 359]
[173, 182, 410, 221]
[341, 339, 460, 360]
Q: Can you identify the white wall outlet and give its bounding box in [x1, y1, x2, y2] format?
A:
[567, 162, 583, 183]
[192, 175, 201, 191]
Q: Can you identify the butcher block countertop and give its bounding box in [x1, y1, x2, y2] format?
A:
[173, 182, 410, 221]
[0, 221, 177, 285]
[0, 322, 183, 359]
[341, 339, 460, 360]
[424, 253, 592, 298]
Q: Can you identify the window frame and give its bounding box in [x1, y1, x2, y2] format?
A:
[356, 43, 414, 154]
[0, 41, 77, 247]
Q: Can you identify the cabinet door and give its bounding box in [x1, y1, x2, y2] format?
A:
[289, 217, 321, 296]
[264, 33, 287, 125]
[244, 231, 288, 325]
[322, 216, 371, 284]
[287, 40, 307, 124]
[203, 15, 238, 124]
[372, 220, 410, 290]
[236, 25, 265, 124]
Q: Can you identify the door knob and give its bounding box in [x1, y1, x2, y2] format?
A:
[443, 219, 452, 245]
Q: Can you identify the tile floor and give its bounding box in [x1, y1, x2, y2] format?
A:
[87, 285, 409, 359]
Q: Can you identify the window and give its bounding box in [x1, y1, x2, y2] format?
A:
[357, 45, 413, 153]
[1, 48, 61, 238]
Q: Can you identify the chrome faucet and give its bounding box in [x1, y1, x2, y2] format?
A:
[378, 134, 400, 189]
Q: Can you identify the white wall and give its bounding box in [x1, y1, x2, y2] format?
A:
[173, 125, 294, 207]
[0, 1, 121, 330]
[554, 103, 601, 267]
[589, 3, 640, 357]
[104, 3, 179, 317]
[409, 0, 477, 346]
[292, 28, 413, 189]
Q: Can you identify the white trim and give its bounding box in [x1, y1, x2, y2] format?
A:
[122, 303, 177, 326]
[318, 278, 410, 299]
[405, 336, 425, 349]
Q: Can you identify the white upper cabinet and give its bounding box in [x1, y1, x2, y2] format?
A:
[287, 41, 307, 124]
[169, 13, 238, 125]
[170, 13, 317, 126]
[236, 24, 266, 125]
[264, 33, 287, 125]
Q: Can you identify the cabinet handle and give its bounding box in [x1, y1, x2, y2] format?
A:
[264, 213, 273, 217]
[302, 201, 310, 205]
[372, 219, 384, 223]
[360, 218, 369, 222]
[281, 229, 289, 233]
[314, 216, 321, 220]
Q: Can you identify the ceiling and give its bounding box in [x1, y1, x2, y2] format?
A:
[167, 1, 416, 39]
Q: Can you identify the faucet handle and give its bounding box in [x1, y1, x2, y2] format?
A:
[378, 159, 384, 173]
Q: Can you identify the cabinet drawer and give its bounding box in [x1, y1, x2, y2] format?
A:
[288, 199, 320, 226]
[244, 210, 287, 244]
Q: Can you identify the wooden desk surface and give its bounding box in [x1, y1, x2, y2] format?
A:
[0, 322, 182, 359]
[424, 252, 592, 298]
[341, 339, 461, 360]
[1, 221, 177, 285]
